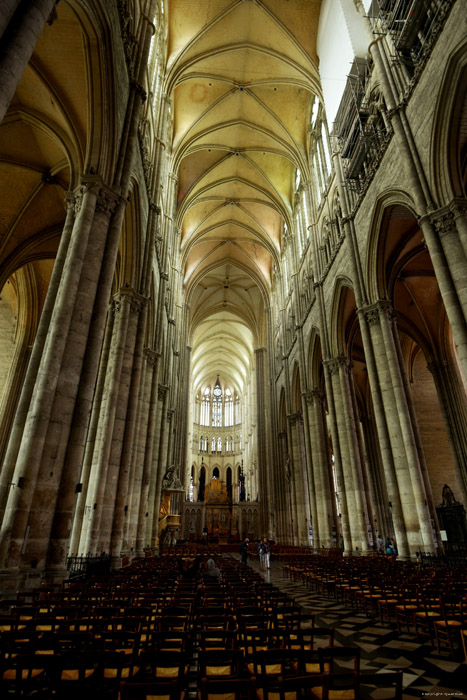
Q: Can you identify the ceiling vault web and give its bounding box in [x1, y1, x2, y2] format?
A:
[167, 0, 322, 394]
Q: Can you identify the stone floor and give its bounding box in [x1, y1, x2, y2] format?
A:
[242, 555, 467, 699]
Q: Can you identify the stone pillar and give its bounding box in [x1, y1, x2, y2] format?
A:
[0, 0, 57, 124]
[323, 360, 352, 554]
[68, 305, 114, 557]
[363, 303, 429, 555]
[378, 302, 435, 552]
[287, 413, 310, 546]
[144, 383, 166, 550]
[304, 390, 333, 548]
[109, 293, 147, 563]
[80, 290, 132, 556]
[430, 210, 467, 319]
[427, 360, 467, 506]
[133, 349, 160, 555]
[0, 193, 75, 523]
[255, 348, 271, 537]
[358, 307, 410, 558]
[451, 200, 467, 263]
[0, 180, 103, 572]
[336, 357, 370, 553]
[151, 389, 171, 549]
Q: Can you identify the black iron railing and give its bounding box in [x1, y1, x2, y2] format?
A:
[66, 554, 112, 579]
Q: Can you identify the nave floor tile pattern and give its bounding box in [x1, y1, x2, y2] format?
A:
[241, 556, 467, 699]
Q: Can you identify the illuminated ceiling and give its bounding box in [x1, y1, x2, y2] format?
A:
[167, 0, 322, 395]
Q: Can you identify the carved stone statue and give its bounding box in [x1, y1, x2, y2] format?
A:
[162, 464, 182, 490]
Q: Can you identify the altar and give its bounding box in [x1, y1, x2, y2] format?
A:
[205, 478, 232, 539]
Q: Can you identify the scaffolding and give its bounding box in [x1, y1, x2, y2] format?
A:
[371, 0, 447, 68]
[333, 59, 388, 191]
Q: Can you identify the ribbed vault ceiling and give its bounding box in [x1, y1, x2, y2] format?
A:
[167, 0, 322, 394]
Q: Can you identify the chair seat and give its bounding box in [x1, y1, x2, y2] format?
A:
[435, 620, 462, 627]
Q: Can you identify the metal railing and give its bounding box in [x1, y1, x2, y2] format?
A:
[66, 554, 112, 579]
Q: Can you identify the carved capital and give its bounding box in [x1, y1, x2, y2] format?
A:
[303, 389, 323, 407]
[361, 304, 380, 327]
[287, 412, 302, 427]
[431, 209, 456, 237]
[376, 299, 397, 325]
[111, 298, 121, 316]
[158, 385, 169, 402]
[144, 348, 160, 368]
[96, 188, 119, 217]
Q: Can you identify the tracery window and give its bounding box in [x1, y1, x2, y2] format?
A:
[201, 388, 210, 426]
[217, 436, 222, 453]
[224, 388, 233, 426]
[211, 436, 216, 453]
[211, 377, 222, 427]
[309, 97, 333, 210]
[234, 395, 241, 424]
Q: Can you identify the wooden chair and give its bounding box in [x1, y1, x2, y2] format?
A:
[120, 679, 181, 700]
[200, 676, 257, 700]
[318, 647, 360, 699]
[434, 594, 462, 657]
[199, 629, 238, 650]
[198, 648, 244, 677]
[276, 674, 327, 700]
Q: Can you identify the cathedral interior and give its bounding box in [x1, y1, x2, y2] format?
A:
[2, 0, 467, 696]
[0, 0, 466, 592]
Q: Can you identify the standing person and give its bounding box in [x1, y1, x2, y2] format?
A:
[240, 537, 249, 564]
[385, 537, 393, 555]
[258, 539, 265, 570]
[376, 534, 384, 553]
[262, 537, 270, 569]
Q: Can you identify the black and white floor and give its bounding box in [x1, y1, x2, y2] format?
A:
[243, 556, 467, 699]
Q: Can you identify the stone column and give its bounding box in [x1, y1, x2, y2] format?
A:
[152, 401, 172, 549]
[378, 302, 435, 551]
[144, 383, 166, 550]
[430, 210, 467, 318]
[80, 290, 132, 556]
[133, 349, 160, 555]
[358, 307, 410, 558]
[304, 390, 333, 548]
[0, 192, 75, 523]
[0, 1, 20, 42]
[68, 304, 114, 556]
[287, 413, 310, 546]
[337, 357, 370, 553]
[391, 314, 442, 548]
[255, 348, 271, 537]
[109, 293, 147, 563]
[0, 0, 58, 124]
[427, 360, 467, 506]
[0, 180, 101, 572]
[324, 359, 353, 554]
[451, 200, 467, 262]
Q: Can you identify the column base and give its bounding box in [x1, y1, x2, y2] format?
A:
[0, 565, 69, 595]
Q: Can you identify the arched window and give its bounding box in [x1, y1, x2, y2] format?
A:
[211, 436, 216, 452]
[217, 436, 222, 452]
[201, 388, 210, 426]
[212, 377, 222, 427]
[199, 435, 204, 451]
[225, 388, 233, 426]
[235, 395, 241, 424]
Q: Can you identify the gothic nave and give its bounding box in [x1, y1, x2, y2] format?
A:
[0, 0, 466, 594]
